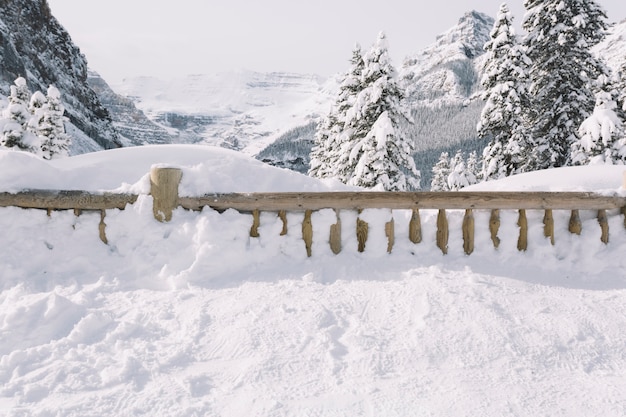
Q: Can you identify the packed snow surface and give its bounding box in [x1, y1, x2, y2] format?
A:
[1, 145, 626, 416]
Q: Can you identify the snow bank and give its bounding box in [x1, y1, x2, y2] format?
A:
[1, 146, 626, 416]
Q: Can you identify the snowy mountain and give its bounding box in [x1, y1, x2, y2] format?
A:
[87, 72, 173, 147]
[1, 146, 626, 415]
[400, 10, 494, 104]
[594, 18, 626, 72]
[96, 11, 626, 188]
[0, 0, 121, 152]
[110, 71, 335, 156]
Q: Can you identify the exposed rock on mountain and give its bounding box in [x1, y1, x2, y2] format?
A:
[87, 72, 172, 146]
[0, 0, 121, 152]
[400, 10, 494, 104]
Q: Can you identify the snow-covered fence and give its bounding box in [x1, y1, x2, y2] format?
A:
[1, 166, 625, 255]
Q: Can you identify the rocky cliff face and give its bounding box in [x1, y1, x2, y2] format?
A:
[0, 0, 121, 151]
[87, 72, 172, 146]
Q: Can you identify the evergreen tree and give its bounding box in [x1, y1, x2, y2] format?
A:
[1, 77, 33, 150]
[466, 150, 481, 184]
[571, 89, 626, 165]
[431, 152, 451, 191]
[309, 45, 365, 181]
[347, 32, 420, 190]
[522, 0, 608, 170]
[39, 86, 70, 159]
[478, 3, 532, 180]
[447, 150, 473, 191]
[617, 58, 626, 116]
[27, 91, 47, 137]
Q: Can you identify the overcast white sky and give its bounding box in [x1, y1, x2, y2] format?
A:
[47, 0, 626, 84]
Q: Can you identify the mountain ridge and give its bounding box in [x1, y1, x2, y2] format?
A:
[0, 0, 121, 152]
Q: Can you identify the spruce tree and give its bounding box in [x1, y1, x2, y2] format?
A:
[1, 77, 32, 150]
[522, 0, 608, 170]
[309, 45, 365, 181]
[347, 32, 420, 190]
[39, 86, 70, 159]
[466, 150, 481, 184]
[431, 152, 451, 191]
[27, 91, 47, 137]
[447, 150, 472, 191]
[478, 3, 532, 180]
[617, 58, 626, 117]
[571, 89, 625, 165]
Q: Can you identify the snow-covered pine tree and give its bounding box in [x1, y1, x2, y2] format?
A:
[1, 77, 33, 150]
[347, 32, 420, 191]
[309, 45, 365, 181]
[447, 150, 474, 191]
[466, 150, 481, 184]
[617, 58, 626, 116]
[431, 152, 451, 191]
[478, 3, 532, 180]
[39, 86, 70, 159]
[522, 0, 608, 170]
[27, 91, 47, 137]
[571, 89, 626, 165]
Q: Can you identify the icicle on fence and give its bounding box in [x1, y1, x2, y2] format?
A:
[1, 167, 625, 256]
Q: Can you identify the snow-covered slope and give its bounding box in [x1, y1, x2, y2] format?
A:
[111, 71, 335, 156]
[1, 146, 626, 416]
[594, 18, 626, 71]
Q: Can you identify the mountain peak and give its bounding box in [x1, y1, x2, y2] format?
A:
[435, 10, 494, 59]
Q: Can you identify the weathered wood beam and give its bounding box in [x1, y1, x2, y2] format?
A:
[179, 191, 626, 212]
[0, 190, 137, 210]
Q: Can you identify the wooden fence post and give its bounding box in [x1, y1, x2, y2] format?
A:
[278, 210, 288, 236]
[250, 209, 261, 237]
[356, 214, 369, 253]
[489, 209, 501, 248]
[302, 210, 313, 257]
[99, 210, 108, 244]
[409, 209, 422, 244]
[517, 209, 528, 252]
[385, 217, 395, 254]
[329, 210, 342, 255]
[598, 209, 609, 244]
[150, 167, 182, 222]
[569, 210, 582, 235]
[436, 209, 448, 255]
[543, 209, 555, 245]
[462, 209, 474, 255]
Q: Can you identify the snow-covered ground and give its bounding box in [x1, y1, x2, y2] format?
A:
[1, 145, 626, 416]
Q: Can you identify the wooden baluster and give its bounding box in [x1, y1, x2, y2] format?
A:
[385, 217, 395, 254]
[436, 209, 448, 255]
[569, 210, 582, 235]
[356, 212, 369, 253]
[250, 209, 260, 238]
[543, 209, 555, 245]
[329, 209, 342, 255]
[517, 209, 528, 252]
[409, 208, 422, 244]
[278, 210, 288, 236]
[302, 210, 313, 257]
[462, 209, 474, 255]
[598, 209, 609, 244]
[489, 209, 501, 248]
[99, 210, 108, 244]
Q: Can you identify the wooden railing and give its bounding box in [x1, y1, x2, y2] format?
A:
[1, 167, 625, 255]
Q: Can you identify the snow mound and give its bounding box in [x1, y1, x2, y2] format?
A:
[1, 146, 626, 416]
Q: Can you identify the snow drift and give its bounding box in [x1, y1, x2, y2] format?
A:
[1, 145, 626, 416]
